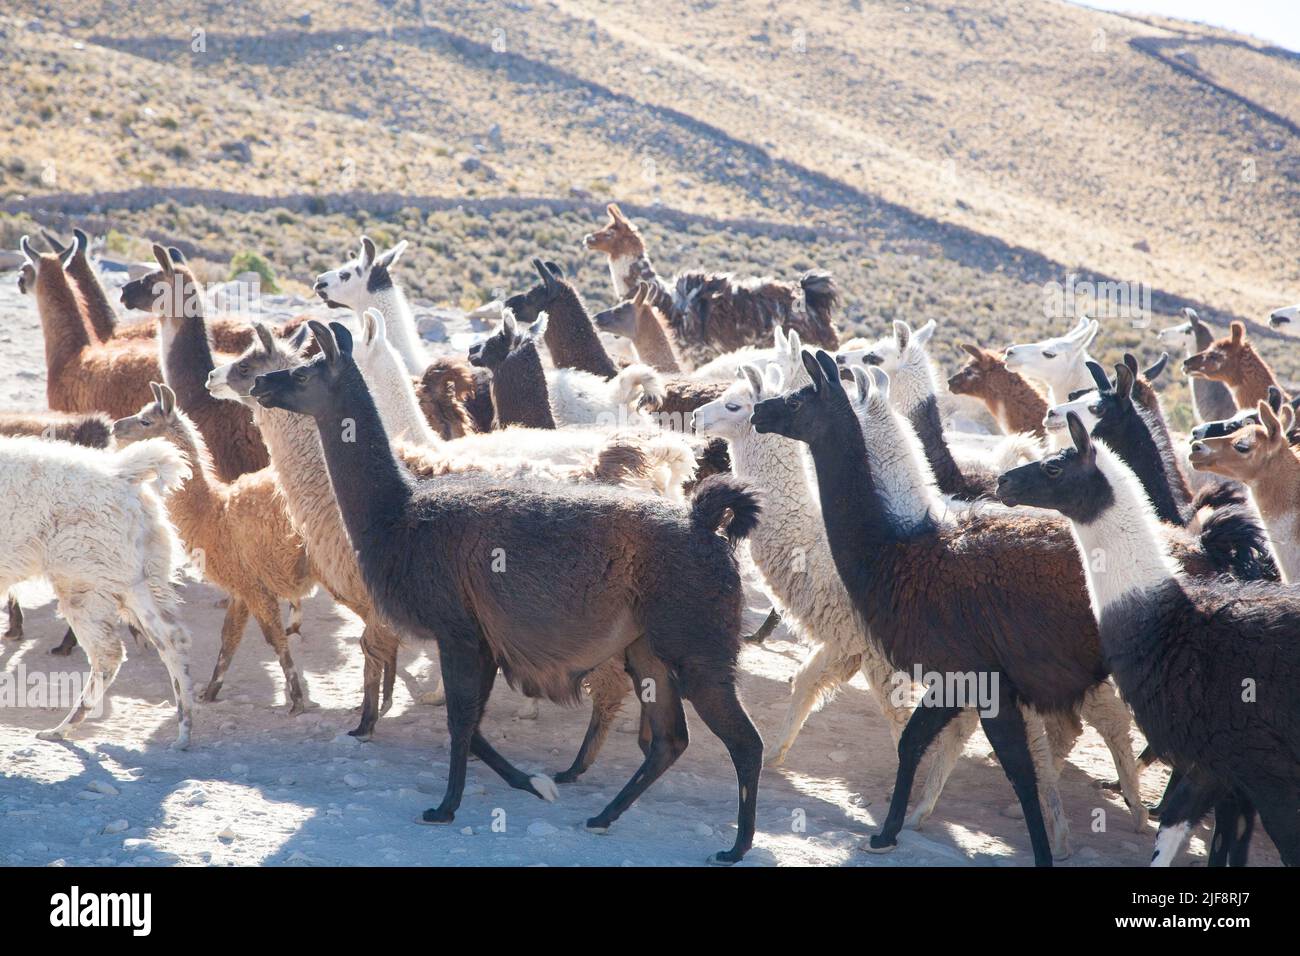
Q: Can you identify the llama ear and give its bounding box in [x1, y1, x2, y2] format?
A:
[503, 309, 517, 337]
[1113, 363, 1135, 403]
[532, 257, 558, 295]
[370, 309, 387, 342]
[152, 243, 173, 275]
[867, 365, 890, 403]
[765, 363, 784, 395]
[607, 203, 626, 222]
[253, 322, 275, 356]
[741, 364, 764, 402]
[544, 260, 564, 279]
[158, 383, 176, 416]
[1122, 354, 1138, 376]
[773, 325, 787, 352]
[376, 240, 407, 270]
[167, 246, 185, 265]
[959, 342, 982, 359]
[1281, 403, 1296, 436]
[59, 239, 77, 269]
[633, 281, 648, 306]
[801, 349, 824, 392]
[1183, 307, 1199, 327]
[1144, 352, 1169, 382]
[1268, 385, 1283, 412]
[1230, 321, 1245, 345]
[1078, 320, 1101, 351]
[149, 381, 163, 406]
[1086, 360, 1111, 393]
[359, 236, 376, 269]
[1066, 411, 1093, 461]
[913, 320, 937, 348]
[307, 320, 338, 364]
[815, 350, 843, 396]
[329, 321, 354, 358]
[1258, 400, 1282, 443]
[19, 235, 39, 266]
[40, 229, 66, 254]
[893, 321, 911, 351]
[360, 309, 379, 346]
[74, 228, 88, 255]
[850, 366, 870, 404]
[529, 311, 549, 340]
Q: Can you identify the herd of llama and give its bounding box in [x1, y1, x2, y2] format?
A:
[2, 203, 1297, 867]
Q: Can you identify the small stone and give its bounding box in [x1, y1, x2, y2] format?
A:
[102, 819, 129, 834]
[827, 750, 849, 764]
[216, 825, 237, 842]
[527, 821, 559, 837]
[86, 780, 119, 796]
[343, 773, 367, 789]
[460, 826, 473, 836]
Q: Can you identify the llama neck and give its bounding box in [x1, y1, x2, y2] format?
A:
[360, 344, 441, 446]
[858, 397, 942, 532]
[162, 422, 221, 530]
[35, 268, 91, 377]
[1099, 412, 1190, 527]
[1137, 401, 1195, 518]
[1191, 377, 1237, 424]
[313, 362, 414, 548]
[633, 308, 681, 373]
[1239, 451, 1300, 583]
[492, 342, 556, 429]
[995, 369, 1049, 436]
[253, 402, 331, 526]
[367, 284, 424, 375]
[1227, 349, 1281, 407]
[544, 289, 619, 379]
[1045, 356, 1097, 406]
[158, 282, 219, 412]
[1067, 447, 1181, 624]
[905, 396, 968, 498]
[609, 254, 657, 300]
[67, 254, 118, 341]
[804, 401, 896, 604]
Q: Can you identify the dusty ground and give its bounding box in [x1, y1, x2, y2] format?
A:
[0, 260, 1281, 868]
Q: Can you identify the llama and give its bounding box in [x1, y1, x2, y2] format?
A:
[469, 311, 664, 429]
[1184, 321, 1287, 410]
[1003, 316, 1100, 406]
[312, 236, 426, 374]
[1191, 386, 1300, 445]
[750, 351, 1147, 866]
[420, 358, 494, 434]
[581, 203, 840, 353]
[1191, 401, 1300, 583]
[1156, 309, 1237, 423]
[119, 245, 269, 481]
[0, 435, 194, 748]
[251, 320, 765, 864]
[0, 410, 113, 651]
[113, 383, 315, 712]
[947, 343, 1049, 439]
[19, 236, 163, 419]
[467, 309, 558, 429]
[997, 413, 1300, 866]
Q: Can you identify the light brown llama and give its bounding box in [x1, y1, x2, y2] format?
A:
[1184, 321, 1286, 410]
[19, 236, 163, 419]
[113, 384, 314, 710]
[947, 343, 1049, 438]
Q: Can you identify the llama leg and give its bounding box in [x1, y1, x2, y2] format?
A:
[742, 607, 782, 644]
[979, 699, 1054, 867]
[464, 644, 556, 801]
[1149, 768, 1184, 821]
[122, 585, 195, 750]
[1249, 789, 1299, 867]
[587, 643, 690, 835]
[419, 636, 484, 825]
[1022, 706, 1071, 860]
[858, 652, 909, 748]
[554, 658, 632, 784]
[904, 708, 980, 830]
[678, 665, 764, 866]
[379, 626, 399, 715]
[765, 645, 861, 767]
[1081, 681, 1149, 831]
[248, 591, 307, 715]
[1150, 773, 1215, 867]
[201, 598, 250, 703]
[286, 599, 303, 637]
[50, 627, 78, 656]
[1208, 790, 1248, 867]
[866, 703, 961, 853]
[1224, 794, 1255, 867]
[351, 622, 388, 739]
[36, 591, 122, 741]
[4, 594, 22, 639]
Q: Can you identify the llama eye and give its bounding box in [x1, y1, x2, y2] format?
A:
[238, 363, 248, 374]
[339, 272, 349, 281]
[1089, 404, 1102, 416]
[140, 419, 151, 427]
[1043, 462, 1062, 478]
[725, 403, 741, 412]
[1234, 441, 1251, 453]
[292, 372, 307, 383]
[1042, 350, 1056, 359]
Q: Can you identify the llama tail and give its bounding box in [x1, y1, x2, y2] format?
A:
[690, 474, 760, 546]
[797, 271, 841, 349]
[612, 363, 666, 413]
[1190, 477, 1248, 512]
[990, 432, 1044, 472]
[109, 438, 191, 494]
[1198, 502, 1280, 582]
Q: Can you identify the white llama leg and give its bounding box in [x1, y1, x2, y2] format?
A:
[1081, 681, 1149, 831]
[122, 584, 195, 750]
[766, 644, 862, 766]
[37, 589, 123, 741]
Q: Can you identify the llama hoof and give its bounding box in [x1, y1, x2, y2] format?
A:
[762, 748, 788, 768]
[552, 769, 580, 785]
[1098, 778, 1122, 793]
[347, 727, 375, 742]
[170, 735, 191, 752]
[1052, 843, 1072, 862]
[707, 850, 743, 866]
[287, 700, 308, 717]
[3, 627, 21, 640]
[585, 818, 611, 834]
[35, 729, 67, 742]
[418, 809, 455, 826]
[1001, 801, 1025, 820]
[514, 700, 540, 720]
[903, 814, 927, 831]
[529, 775, 559, 803]
[862, 835, 897, 854]
[49, 642, 74, 657]
[379, 699, 394, 716]
[285, 624, 301, 637]
[1131, 806, 1151, 832]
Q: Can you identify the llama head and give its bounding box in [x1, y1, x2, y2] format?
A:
[469, 308, 528, 369]
[582, 203, 644, 259]
[119, 244, 199, 317]
[750, 349, 849, 444]
[591, 280, 663, 338]
[503, 258, 570, 325]
[1182, 321, 1253, 383]
[314, 236, 407, 310]
[693, 364, 783, 439]
[1155, 308, 1201, 357]
[1190, 385, 1290, 441]
[946, 342, 1005, 396]
[836, 320, 937, 412]
[208, 322, 300, 404]
[1045, 360, 1134, 434]
[1189, 400, 1295, 484]
[113, 382, 182, 444]
[40, 227, 88, 264]
[1270, 303, 1300, 335]
[252, 321, 355, 417]
[17, 234, 75, 296]
[351, 307, 400, 376]
[996, 411, 1114, 522]
[1003, 316, 1099, 385]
